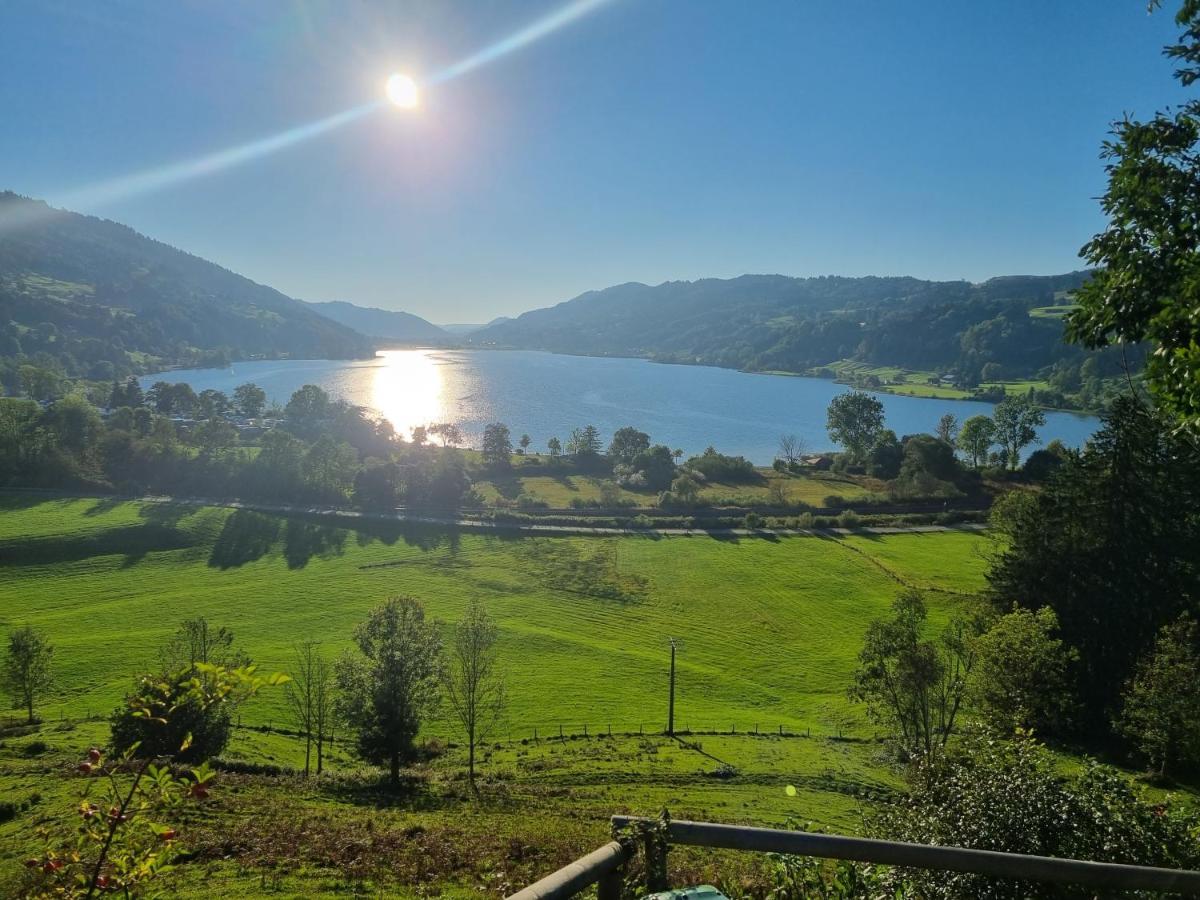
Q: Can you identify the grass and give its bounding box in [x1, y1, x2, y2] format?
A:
[0, 496, 983, 733]
[821, 359, 1053, 404]
[0, 496, 991, 895]
[471, 468, 868, 508]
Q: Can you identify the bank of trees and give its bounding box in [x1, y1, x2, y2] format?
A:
[0, 382, 476, 512]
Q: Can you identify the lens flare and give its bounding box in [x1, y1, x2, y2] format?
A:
[385, 73, 420, 108]
[427, 0, 616, 85]
[0, 0, 621, 231]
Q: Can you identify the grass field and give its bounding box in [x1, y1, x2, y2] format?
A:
[0, 495, 993, 896]
[471, 469, 869, 508]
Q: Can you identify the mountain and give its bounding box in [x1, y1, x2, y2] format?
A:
[0, 192, 373, 381]
[441, 317, 512, 336]
[304, 300, 449, 344]
[470, 272, 1105, 385]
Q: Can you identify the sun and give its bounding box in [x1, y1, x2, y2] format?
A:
[385, 73, 420, 109]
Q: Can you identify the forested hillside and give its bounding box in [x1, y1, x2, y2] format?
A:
[0, 193, 373, 388]
[472, 272, 1140, 408]
[303, 299, 449, 343]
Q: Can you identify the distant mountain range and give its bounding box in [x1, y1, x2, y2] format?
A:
[469, 272, 1104, 384]
[303, 299, 448, 344]
[0, 192, 373, 380]
[0, 191, 1119, 399]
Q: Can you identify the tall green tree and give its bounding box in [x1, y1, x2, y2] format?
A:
[608, 426, 650, 464]
[988, 397, 1200, 731]
[991, 394, 1045, 469]
[957, 414, 996, 469]
[849, 591, 977, 755]
[233, 382, 267, 418]
[567, 425, 603, 458]
[1067, 1, 1200, 429]
[335, 597, 442, 785]
[1117, 615, 1200, 778]
[3, 625, 53, 724]
[481, 422, 513, 470]
[972, 607, 1075, 734]
[826, 391, 885, 462]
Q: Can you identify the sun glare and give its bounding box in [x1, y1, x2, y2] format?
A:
[385, 73, 420, 109]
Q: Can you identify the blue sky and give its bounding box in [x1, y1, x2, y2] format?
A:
[0, 1, 1187, 323]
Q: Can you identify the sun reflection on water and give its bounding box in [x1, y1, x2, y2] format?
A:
[370, 350, 447, 440]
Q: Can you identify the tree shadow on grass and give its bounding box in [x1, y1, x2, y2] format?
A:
[83, 497, 127, 517]
[0, 524, 194, 570]
[318, 773, 454, 812]
[208, 510, 281, 569]
[283, 518, 347, 570]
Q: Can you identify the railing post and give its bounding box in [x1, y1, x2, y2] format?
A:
[644, 822, 670, 893]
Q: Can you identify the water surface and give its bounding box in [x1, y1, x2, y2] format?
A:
[145, 350, 1100, 463]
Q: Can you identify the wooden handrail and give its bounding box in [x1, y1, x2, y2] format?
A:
[610, 816, 1200, 895]
[506, 840, 630, 900]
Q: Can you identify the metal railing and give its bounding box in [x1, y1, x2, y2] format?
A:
[506, 816, 1200, 900]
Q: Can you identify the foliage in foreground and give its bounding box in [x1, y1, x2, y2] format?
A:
[21, 663, 285, 898]
[771, 734, 1200, 899]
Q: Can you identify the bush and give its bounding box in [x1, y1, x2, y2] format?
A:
[110, 672, 233, 763]
[685, 447, 759, 483]
[515, 493, 548, 509]
[743, 511, 764, 529]
[837, 509, 861, 529]
[796, 511, 816, 529]
[870, 735, 1200, 899]
[211, 757, 297, 776]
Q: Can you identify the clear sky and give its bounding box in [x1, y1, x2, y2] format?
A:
[0, 1, 1188, 323]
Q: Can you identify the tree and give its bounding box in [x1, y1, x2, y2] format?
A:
[1117, 615, 1200, 778]
[826, 391, 885, 462]
[547, 436, 562, 457]
[335, 597, 442, 785]
[987, 397, 1200, 732]
[442, 599, 505, 787]
[518, 433, 531, 454]
[849, 591, 977, 755]
[233, 382, 267, 418]
[991, 394, 1045, 469]
[3, 625, 53, 723]
[196, 389, 229, 419]
[935, 413, 958, 445]
[481, 422, 513, 470]
[957, 415, 996, 469]
[871, 733, 1200, 900]
[302, 436, 359, 501]
[193, 417, 237, 453]
[286, 641, 335, 777]
[159, 618, 248, 676]
[1066, 2, 1200, 429]
[972, 607, 1075, 734]
[609, 426, 650, 464]
[567, 425, 603, 458]
[285, 384, 330, 422]
[865, 429, 903, 479]
[411, 424, 428, 446]
[435, 423, 464, 448]
[777, 433, 805, 464]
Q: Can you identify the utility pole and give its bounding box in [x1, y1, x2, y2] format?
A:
[667, 638, 677, 736]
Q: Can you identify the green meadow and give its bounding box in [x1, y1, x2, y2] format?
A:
[0, 495, 993, 896]
[0, 495, 988, 736]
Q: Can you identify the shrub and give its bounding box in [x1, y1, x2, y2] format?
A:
[796, 511, 816, 529]
[871, 734, 1200, 899]
[111, 672, 234, 763]
[837, 509, 861, 529]
[743, 511, 764, 529]
[515, 493, 548, 509]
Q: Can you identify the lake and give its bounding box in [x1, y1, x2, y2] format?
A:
[145, 349, 1101, 463]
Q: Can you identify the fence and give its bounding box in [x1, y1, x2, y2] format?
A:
[507, 816, 1200, 900]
